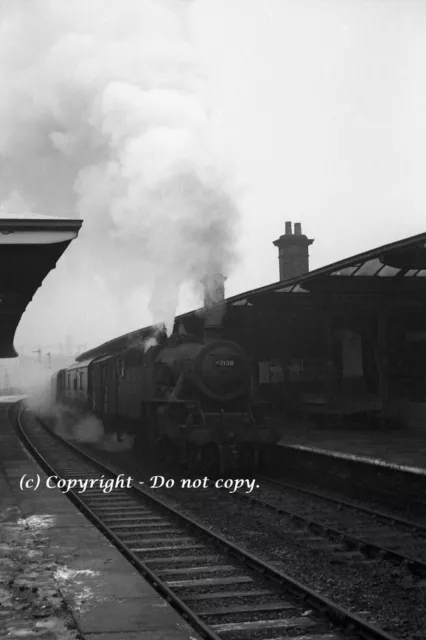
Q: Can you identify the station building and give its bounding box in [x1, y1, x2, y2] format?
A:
[174, 224, 426, 429]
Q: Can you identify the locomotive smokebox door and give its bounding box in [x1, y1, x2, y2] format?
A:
[194, 340, 251, 402]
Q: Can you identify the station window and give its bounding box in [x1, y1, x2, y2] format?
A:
[67, 374, 70, 389]
[73, 375, 77, 390]
[79, 372, 84, 390]
[117, 359, 125, 378]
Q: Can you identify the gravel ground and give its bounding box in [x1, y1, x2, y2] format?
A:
[149, 486, 426, 639]
[88, 447, 426, 640]
[248, 480, 426, 563]
[281, 478, 426, 528]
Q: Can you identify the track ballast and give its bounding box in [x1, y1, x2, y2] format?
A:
[229, 474, 426, 580]
[16, 407, 398, 640]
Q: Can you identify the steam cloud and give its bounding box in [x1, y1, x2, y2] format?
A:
[26, 388, 135, 453]
[0, 0, 239, 340]
[51, 406, 135, 453]
[17, 362, 132, 452]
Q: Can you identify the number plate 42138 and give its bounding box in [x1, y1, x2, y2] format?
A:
[216, 360, 234, 367]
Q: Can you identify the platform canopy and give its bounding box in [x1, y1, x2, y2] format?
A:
[0, 216, 82, 358]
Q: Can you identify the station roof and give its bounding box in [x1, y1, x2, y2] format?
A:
[178, 230, 426, 311]
[0, 216, 82, 358]
[77, 230, 426, 362]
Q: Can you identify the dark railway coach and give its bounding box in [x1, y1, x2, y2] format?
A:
[54, 332, 279, 472]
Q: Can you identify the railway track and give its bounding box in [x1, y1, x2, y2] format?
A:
[15, 407, 397, 640]
[229, 474, 426, 580]
[272, 446, 426, 516]
[259, 475, 426, 531]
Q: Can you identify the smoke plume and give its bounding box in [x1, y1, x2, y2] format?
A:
[27, 389, 135, 453]
[0, 0, 239, 342]
[13, 361, 53, 406]
[56, 406, 135, 452]
[19, 368, 132, 452]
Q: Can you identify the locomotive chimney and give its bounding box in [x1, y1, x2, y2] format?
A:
[273, 221, 314, 281]
[201, 273, 226, 341]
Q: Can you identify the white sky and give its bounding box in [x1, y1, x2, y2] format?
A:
[189, 0, 426, 290]
[5, 0, 426, 352]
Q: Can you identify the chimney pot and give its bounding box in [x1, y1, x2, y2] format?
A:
[272, 222, 314, 281]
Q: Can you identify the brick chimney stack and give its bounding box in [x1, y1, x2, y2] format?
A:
[273, 221, 314, 281]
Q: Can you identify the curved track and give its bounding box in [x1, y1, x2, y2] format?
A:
[14, 406, 398, 640]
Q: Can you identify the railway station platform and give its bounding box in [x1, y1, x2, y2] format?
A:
[0, 399, 201, 640]
[279, 418, 426, 474]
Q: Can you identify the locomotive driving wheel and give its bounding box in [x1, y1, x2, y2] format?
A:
[239, 445, 259, 472]
[186, 443, 219, 475]
[201, 443, 221, 475]
[155, 437, 177, 466]
[141, 403, 157, 458]
[186, 443, 202, 473]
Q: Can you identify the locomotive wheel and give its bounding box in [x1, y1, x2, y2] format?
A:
[201, 444, 220, 476]
[186, 443, 202, 473]
[185, 443, 219, 474]
[177, 440, 188, 467]
[240, 446, 259, 472]
[155, 437, 176, 465]
[141, 405, 158, 458]
[141, 425, 157, 460]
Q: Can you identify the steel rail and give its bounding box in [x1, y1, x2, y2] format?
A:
[15, 408, 222, 640]
[258, 474, 426, 535]
[275, 446, 426, 512]
[229, 481, 426, 578]
[15, 406, 398, 640]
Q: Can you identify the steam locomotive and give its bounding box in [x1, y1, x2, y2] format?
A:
[53, 332, 279, 472]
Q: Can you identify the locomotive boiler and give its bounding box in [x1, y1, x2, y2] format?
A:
[54, 331, 279, 472]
